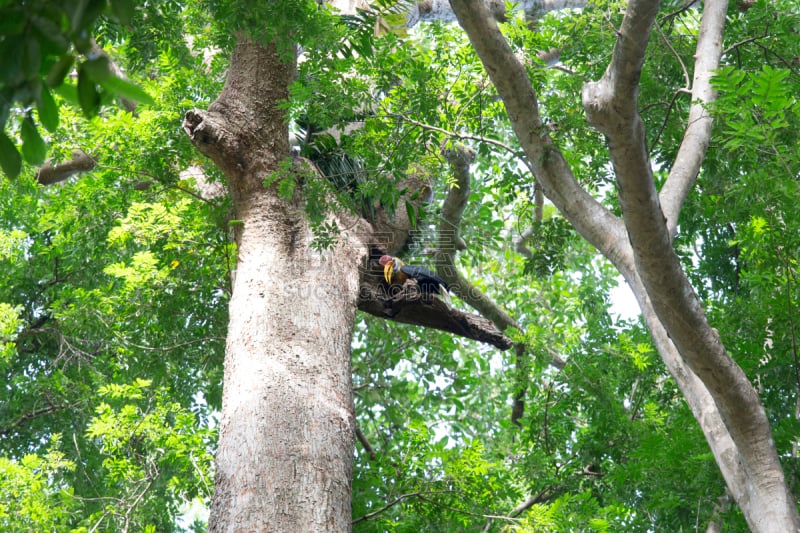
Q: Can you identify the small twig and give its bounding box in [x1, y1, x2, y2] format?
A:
[121, 466, 159, 533]
[384, 110, 523, 158]
[649, 88, 690, 150]
[543, 381, 553, 454]
[355, 424, 376, 460]
[659, 0, 700, 25]
[722, 27, 768, 57]
[750, 41, 800, 81]
[351, 490, 453, 524]
[416, 494, 519, 522]
[656, 22, 690, 89]
[94, 311, 225, 352]
[514, 181, 544, 258]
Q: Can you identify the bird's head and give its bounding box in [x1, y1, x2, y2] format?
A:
[378, 255, 402, 284]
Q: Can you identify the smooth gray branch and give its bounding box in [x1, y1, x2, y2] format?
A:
[582, 0, 799, 528]
[405, 0, 588, 26]
[659, 0, 728, 238]
[450, 0, 630, 270]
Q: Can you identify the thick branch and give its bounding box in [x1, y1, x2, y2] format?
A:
[36, 150, 95, 185]
[184, 40, 292, 203]
[434, 144, 562, 359]
[357, 282, 513, 350]
[659, 0, 728, 238]
[582, 0, 798, 529]
[435, 145, 518, 330]
[584, 0, 759, 444]
[450, 0, 630, 271]
[453, 0, 798, 529]
[407, 0, 588, 26]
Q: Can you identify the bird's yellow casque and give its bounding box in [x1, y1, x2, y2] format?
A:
[378, 255, 449, 298]
[383, 257, 404, 284]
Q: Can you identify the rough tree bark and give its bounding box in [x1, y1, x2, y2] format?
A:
[449, 0, 800, 530]
[183, 41, 363, 531]
[181, 28, 511, 530]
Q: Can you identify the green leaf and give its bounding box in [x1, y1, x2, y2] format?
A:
[45, 54, 74, 88]
[0, 8, 24, 35]
[77, 63, 100, 117]
[98, 75, 154, 106]
[53, 81, 78, 106]
[111, 0, 136, 24]
[82, 56, 111, 82]
[0, 132, 21, 179]
[277, 176, 296, 199]
[20, 117, 47, 165]
[67, 0, 105, 40]
[405, 200, 417, 228]
[21, 34, 41, 79]
[29, 14, 70, 55]
[0, 39, 22, 84]
[37, 85, 59, 132]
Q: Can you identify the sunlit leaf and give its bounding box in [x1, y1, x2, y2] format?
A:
[98, 75, 154, 105]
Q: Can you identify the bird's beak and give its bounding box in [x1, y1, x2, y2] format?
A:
[383, 261, 394, 284]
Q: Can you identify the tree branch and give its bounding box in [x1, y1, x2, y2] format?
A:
[450, 0, 799, 528]
[357, 246, 512, 350]
[659, 0, 728, 238]
[435, 143, 562, 425]
[36, 150, 95, 185]
[357, 281, 513, 350]
[506, 486, 557, 518]
[435, 144, 519, 330]
[384, 111, 523, 160]
[351, 490, 457, 524]
[582, 0, 799, 528]
[450, 0, 630, 271]
[0, 404, 64, 438]
[406, 0, 589, 26]
[355, 424, 376, 460]
[90, 40, 138, 113]
[513, 181, 544, 258]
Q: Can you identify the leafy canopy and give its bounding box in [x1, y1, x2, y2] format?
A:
[0, 0, 799, 531]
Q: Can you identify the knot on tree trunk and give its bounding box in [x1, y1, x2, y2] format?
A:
[183, 110, 230, 164]
[581, 79, 616, 134]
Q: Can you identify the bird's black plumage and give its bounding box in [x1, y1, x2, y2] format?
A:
[379, 255, 450, 297]
[398, 264, 450, 295]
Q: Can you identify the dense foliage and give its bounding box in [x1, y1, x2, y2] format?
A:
[0, 0, 798, 530]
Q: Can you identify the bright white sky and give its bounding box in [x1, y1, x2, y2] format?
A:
[610, 278, 640, 321]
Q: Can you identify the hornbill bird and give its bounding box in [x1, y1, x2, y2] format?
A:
[379, 255, 450, 298]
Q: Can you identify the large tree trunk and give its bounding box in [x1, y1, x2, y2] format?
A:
[208, 192, 362, 531]
[184, 40, 364, 532]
